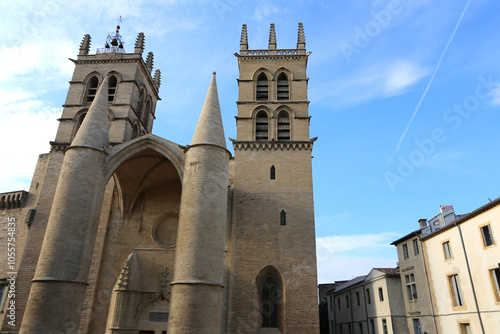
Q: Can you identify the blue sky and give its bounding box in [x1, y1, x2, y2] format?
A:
[1, 0, 500, 283]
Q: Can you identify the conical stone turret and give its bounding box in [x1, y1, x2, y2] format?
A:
[21, 75, 110, 333]
[168, 73, 230, 334]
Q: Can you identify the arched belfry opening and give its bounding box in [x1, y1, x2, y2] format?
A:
[257, 73, 269, 101]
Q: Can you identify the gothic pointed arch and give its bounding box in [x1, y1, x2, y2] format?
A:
[107, 74, 118, 103]
[71, 109, 88, 140]
[276, 109, 291, 141]
[85, 74, 100, 104]
[142, 97, 152, 130]
[256, 73, 269, 101]
[255, 109, 269, 141]
[276, 72, 289, 101]
[256, 266, 285, 331]
[136, 86, 147, 118]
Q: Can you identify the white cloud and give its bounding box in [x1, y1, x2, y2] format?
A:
[317, 254, 396, 283]
[491, 85, 500, 106]
[384, 60, 429, 96]
[0, 97, 60, 192]
[317, 231, 400, 254]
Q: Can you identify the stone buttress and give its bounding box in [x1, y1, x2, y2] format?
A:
[20, 76, 111, 333]
[167, 73, 230, 333]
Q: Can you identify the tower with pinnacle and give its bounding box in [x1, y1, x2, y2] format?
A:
[227, 23, 319, 333]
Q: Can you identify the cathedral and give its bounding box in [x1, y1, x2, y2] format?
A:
[0, 23, 319, 334]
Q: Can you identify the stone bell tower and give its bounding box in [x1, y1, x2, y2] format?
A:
[227, 23, 319, 333]
[52, 26, 161, 151]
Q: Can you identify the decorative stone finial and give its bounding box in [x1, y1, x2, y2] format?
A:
[297, 22, 306, 49]
[79, 34, 91, 56]
[134, 32, 145, 54]
[240, 24, 248, 50]
[269, 23, 277, 50]
[146, 51, 154, 73]
[154, 69, 161, 89]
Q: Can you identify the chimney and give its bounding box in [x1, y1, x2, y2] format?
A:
[419, 219, 428, 228]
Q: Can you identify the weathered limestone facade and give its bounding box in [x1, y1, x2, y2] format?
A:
[0, 23, 319, 334]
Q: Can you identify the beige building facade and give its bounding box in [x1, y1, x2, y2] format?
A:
[326, 268, 408, 334]
[394, 199, 500, 334]
[0, 24, 319, 334]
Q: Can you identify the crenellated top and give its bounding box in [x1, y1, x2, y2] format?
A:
[238, 23, 308, 57]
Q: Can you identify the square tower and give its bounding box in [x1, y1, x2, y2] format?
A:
[227, 23, 319, 333]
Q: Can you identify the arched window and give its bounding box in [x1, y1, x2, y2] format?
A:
[280, 210, 286, 226]
[277, 110, 290, 141]
[86, 76, 99, 103]
[262, 273, 279, 328]
[108, 75, 118, 103]
[136, 88, 146, 118]
[73, 112, 87, 139]
[255, 110, 269, 141]
[142, 99, 152, 130]
[270, 165, 276, 180]
[256, 73, 269, 101]
[277, 73, 289, 100]
[132, 123, 139, 139]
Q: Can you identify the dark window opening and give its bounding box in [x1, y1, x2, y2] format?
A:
[277, 72, 289, 100]
[277, 110, 290, 141]
[270, 165, 276, 180]
[86, 76, 99, 103]
[136, 88, 145, 118]
[280, 210, 286, 226]
[257, 73, 269, 101]
[262, 273, 278, 328]
[255, 110, 269, 141]
[108, 75, 118, 102]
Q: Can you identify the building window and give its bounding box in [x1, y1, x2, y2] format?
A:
[86, 76, 99, 103]
[366, 288, 371, 304]
[347, 323, 352, 334]
[338, 325, 343, 334]
[382, 318, 388, 334]
[412, 319, 422, 334]
[449, 274, 464, 307]
[277, 72, 289, 100]
[73, 112, 87, 139]
[459, 323, 472, 334]
[256, 73, 269, 100]
[405, 273, 417, 301]
[489, 267, 500, 302]
[356, 291, 360, 306]
[142, 99, 151, 129]
[378, 287, 384, 301]
[280, 210, 286, 226]
[481, 224, 495, 247]
[255, 110, 269, 141]
[270, 165, 276, 180]
[329, 295, 333, 310]
[108, 75, 118, 102]
[358, 323, 363, 333]
[136, 88, 145, 117]
[370, 319, 375, 334]
[402, 243, 409, 259]
[261, 273, 278, 328]
[443, 241, 453, 260]
[0, 281, 8, 310]
[345, 295, 350, 308]
[277, 110, 290, 141]
[413, 238, 420, 255]
[337, 297, 341, 310]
